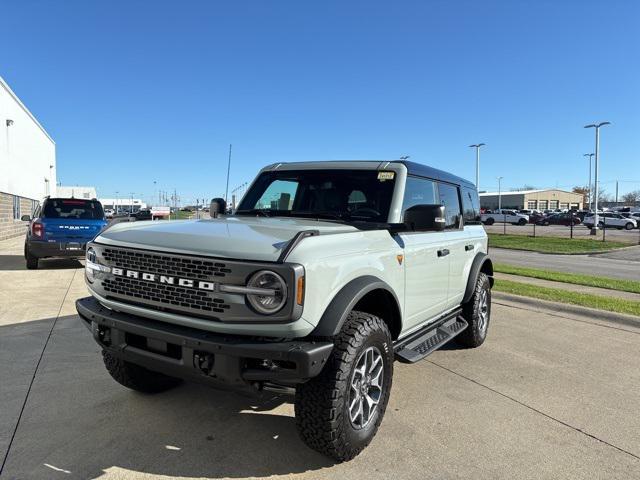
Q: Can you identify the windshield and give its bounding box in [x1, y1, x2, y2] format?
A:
[237, 169, 397, 223]
[43, 199, 105, 220]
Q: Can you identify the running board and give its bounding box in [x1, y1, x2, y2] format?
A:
[394, 311, 468, 363]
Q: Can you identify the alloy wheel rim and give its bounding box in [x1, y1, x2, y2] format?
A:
[478, 289, 489, 333]
[348, 346, 384, 429]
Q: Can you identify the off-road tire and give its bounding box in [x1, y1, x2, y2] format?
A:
[102, 350, 182, 393]
[25, 246, 39, 270]
[458, 272, 491, 348]
[295, 311, 393, 462]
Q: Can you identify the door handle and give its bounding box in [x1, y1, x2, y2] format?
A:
[465, 244, 475, 251]
[437, 249, 450, 257]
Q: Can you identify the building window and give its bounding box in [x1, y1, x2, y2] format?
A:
[549, 200, 559, 210]
[538, 200, 548, 210]
[12, 195, 21, 220]
[527, 200, 537, 210]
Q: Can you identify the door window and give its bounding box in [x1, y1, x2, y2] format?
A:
[438, 183, 462, 229]
[402, 177, 438, 215]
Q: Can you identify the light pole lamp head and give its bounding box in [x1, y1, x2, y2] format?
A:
[584, 122, 611, 129]
[6, 119, 14, 127]
[399, 155, 410, 160]
[469, 143, 485, 148]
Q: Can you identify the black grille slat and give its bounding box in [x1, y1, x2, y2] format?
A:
[102, 248, 228, 280]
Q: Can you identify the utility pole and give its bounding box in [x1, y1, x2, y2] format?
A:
[225, 144, 232, 203]
[584, 122, 611, 233]
[583, 153, 594, 210]
[469, 144, 485, 192]
[615, 180, 619, 205]
[497, 176, 504, 210]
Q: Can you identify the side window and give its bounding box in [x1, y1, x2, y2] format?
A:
[438, 183, 462, 229]
[401, 177, 437, 215]
[461, 187, 481, 224]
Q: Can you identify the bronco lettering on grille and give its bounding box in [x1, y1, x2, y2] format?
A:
[111, 268, 216, 291]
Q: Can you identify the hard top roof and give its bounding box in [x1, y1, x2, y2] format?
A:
[262, 160, 475, 188]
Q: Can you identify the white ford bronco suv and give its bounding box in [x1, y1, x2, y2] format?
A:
[77, 160, 493, 461]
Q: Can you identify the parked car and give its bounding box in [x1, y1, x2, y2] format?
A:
[583, 212, 637, 230]
[22, 197, 107, 269]
[539, 213, 581, 226]
[481, 209, 529, 225]
[528, 212, 547, 224]
[76, 159, 493, 461]
[104, 208, 115, 219]
[130, 209, 152, 221]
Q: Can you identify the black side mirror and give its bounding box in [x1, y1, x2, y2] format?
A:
[404, 204, 446, 231]
[20, 215, 31, 222]
[209, 198, 227, 218]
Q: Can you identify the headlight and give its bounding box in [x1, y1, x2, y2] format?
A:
[246, 270, 287, 314]
[85, 247, 110, 282]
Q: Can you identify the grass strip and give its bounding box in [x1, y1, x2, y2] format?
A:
[494, 279, 640, 317]
[494, 263, 640, 294]
[488, 233, 628, 254]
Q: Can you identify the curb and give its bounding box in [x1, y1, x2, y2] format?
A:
[492, 291, 640, 329]
[489, 246, 637, 256]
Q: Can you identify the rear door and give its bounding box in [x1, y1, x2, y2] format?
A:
[438, 182, 468, 307]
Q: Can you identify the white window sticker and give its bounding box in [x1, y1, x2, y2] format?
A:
[378, 171, 395, 181]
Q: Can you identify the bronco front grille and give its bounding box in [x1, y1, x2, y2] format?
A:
[102, 277, 231, 313]
[102, 248, 232, 280]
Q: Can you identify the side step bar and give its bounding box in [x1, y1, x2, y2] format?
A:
[394, 309, 468, 363]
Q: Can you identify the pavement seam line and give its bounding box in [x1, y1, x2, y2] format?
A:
[427, 360, 640, 462]
[493, 300, 640, 335]
[0, 269, 78, 476]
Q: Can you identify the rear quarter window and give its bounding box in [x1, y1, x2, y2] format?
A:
[461, 187, 481, 225]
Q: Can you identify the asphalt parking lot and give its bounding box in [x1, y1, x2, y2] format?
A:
[484, 223, 640, 244]
[1, 235, 639, 480]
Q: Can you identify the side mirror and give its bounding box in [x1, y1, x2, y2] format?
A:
[404, 204, 446, 231]
[209, 198, 227, 218]
[20, 215, 31, 222]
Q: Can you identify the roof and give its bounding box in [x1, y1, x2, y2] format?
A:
[262, 160, 476, 188]
[479, 189, 581, 196]
[0, 75, 55, 144]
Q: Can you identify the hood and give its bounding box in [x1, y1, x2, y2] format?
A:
[94, 216, 359, 262]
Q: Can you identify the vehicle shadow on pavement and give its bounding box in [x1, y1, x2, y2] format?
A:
[1, 315, 336, 479]
[0, 255, 83, 271]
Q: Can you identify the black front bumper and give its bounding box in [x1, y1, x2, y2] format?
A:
[28, 240, 86, 258]
[76, 296, 333, 390]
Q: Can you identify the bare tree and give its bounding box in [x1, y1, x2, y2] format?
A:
[621, 190, 640, 203]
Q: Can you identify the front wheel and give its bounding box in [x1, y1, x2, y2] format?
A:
[458, 272, 491, 348]
[625, 223, 634, 230]
[295, 311, 393, 462]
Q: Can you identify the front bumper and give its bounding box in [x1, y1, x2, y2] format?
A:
[28, 240, 87, 258]
[76, 296, 333, 390]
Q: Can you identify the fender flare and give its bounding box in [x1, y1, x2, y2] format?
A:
[462, 253, 494, 304]
[310, 275, 401, 337]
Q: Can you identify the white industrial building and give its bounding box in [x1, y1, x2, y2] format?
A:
[57, 186, 98, 199]
[99, 198, 147, 213]
[0, 76, 56, 240]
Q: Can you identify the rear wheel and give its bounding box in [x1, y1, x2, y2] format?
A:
[459, 273, 491, 348]
[295, 311, 393, 462]
[484, 218, 495, 225]
[102, 350, 182, 393]
[25, 245, 39, 270]
[518, 218, 527, 226]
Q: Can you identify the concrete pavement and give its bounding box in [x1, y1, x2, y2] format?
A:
[490, 246, 640, 281]
[1, 235, 639, 479]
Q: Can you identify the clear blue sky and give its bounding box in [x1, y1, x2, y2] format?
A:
[2, 0, 638, 204]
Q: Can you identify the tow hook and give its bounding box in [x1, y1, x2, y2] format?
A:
[194, 352, 215, 375]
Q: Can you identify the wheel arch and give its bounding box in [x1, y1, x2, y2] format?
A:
[462, 253, 494, 304]
[310, 275, 402, 340]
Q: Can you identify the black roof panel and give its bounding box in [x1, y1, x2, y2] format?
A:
[394, 160, 475, 188]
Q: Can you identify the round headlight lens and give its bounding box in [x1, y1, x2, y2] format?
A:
[246, 270, 287, 314]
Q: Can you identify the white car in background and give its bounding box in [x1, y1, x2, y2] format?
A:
[481, 209, 529, 226]
[583, 212, 637, 230]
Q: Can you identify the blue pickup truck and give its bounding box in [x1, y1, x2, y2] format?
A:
[22, 197, 108, 269]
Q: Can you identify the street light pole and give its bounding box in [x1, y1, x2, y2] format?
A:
[469, 144, 485, 191]
[583, 153, 594, 211]
[496, 176, 504, 210]
[584, 122, 611, 233]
